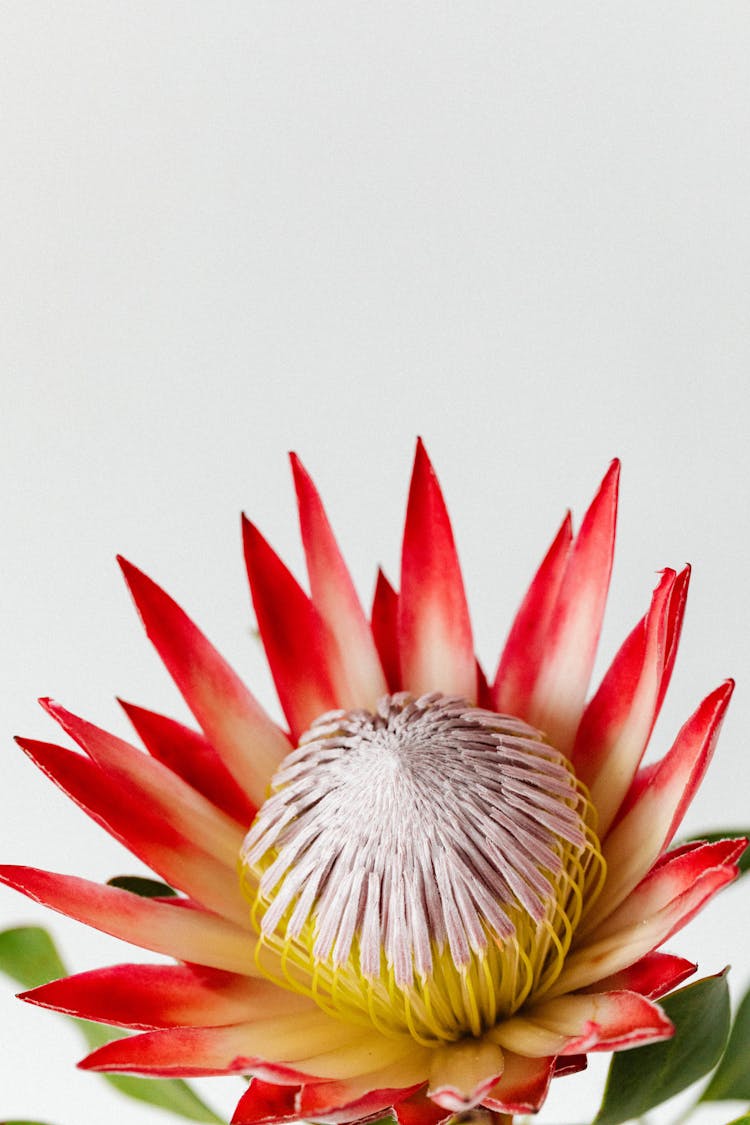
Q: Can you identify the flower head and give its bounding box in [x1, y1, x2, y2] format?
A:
[2, 442, 743, 1123]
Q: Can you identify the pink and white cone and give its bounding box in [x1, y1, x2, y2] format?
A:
[1, 442, 744, 1124]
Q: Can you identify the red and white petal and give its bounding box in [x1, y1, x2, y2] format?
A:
[589, 838, 746, 941]
[118, 557, 289, 805]
[302, 1089, 414, 1125]
[554, 1055, 588, 1077]
[546, 865, 737, 998]
[572, 566, 689, 835]
[395, 1088, 452, 1125]
[0, 866, 257, 975]
[371, 569, 401, 692]
[119, 700, 257, 826]
[242, 518, 339, 739]
[654, 565, 690, 713]
[79, 1017, 391, 1078]
[20, 962, 313, 1029]
[232, 1080, 300, 1125]
[427, 1037, 505, 1111]
[15, 736, 247, 925]
[617, 678, 733, 832]
[525, 460, 619, 753]
[79, 1025, 264, 1078]
[40, 699, 244, 867]
[586, 951, 697, 1000]
[291, 453, 387, 709]
[492, 512, 573, 718]
[524, 991, 673, 1052]
[482, 1053, 556, 1115]
[296, 1050, 430, 1122]
[296, 1087, 406, 1125]
[398, 440, 476, 701]
[587, 681, 733, 926]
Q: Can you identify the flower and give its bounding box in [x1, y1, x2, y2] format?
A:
[1, 441, 744, 1124]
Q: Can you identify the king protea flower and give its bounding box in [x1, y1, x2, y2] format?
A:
[2, 443, 744, 1124]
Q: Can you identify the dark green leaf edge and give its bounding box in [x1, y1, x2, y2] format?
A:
[593, 971, 732, 1125]
[107, 874, 178, 897]
[701, 979, 750, 1102]
[0, 926, 223, 1123]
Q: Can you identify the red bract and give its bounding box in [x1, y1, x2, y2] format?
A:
[2, 443, 743, 1123]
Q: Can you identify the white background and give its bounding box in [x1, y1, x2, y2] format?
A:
[1, 4, 750, 1123]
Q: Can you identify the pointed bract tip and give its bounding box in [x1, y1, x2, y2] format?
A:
[241, 518, 280, 580]
[583, 460, 621, 512]
[288, 450, 304, 485]
[698, 679, 735, 724]
[375, 566, 396, 592]
[602, 458, 621, 490]
[411, 437, 439, 484]
[576, 461, 619, 534]
[116, 697, 143, 722]
[240, 513, 262, 548]
[14, 735, 41, 752]
[16, 986, 51, 1008]
[414, 435, 430, 465]
[289, 452, 317, 504]
[409, 438, 443, 501]
[116, 555, 147, 590]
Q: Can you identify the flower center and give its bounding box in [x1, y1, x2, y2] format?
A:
[240, 692, 605, 1046]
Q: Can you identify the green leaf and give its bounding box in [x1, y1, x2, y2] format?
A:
[101, 1073, 224, 1122]
[0, 926, 67, 989]
[593, 971, 732, 1125]
[0, 927, 223, 1123]
[679, 831, 750, 877]
[107, 875, 178, 897]
[701, 981, 750, 1100]
[723, 1116, 750, 1125]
